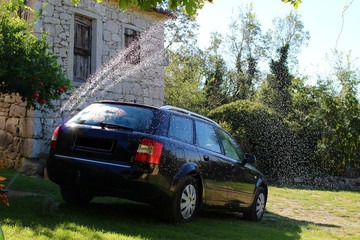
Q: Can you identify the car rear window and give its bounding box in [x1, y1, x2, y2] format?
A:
[67, 103, 156, 132]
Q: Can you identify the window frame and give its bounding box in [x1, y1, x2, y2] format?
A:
[73, 15, 92, 82]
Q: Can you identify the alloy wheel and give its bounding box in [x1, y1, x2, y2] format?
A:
[180, 184, 197, 219]
[256, 192, 266, 219]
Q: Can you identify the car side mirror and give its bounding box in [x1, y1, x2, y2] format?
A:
[244, 153, 256, 165]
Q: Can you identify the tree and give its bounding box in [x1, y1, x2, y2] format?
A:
[164, 12, 199, 51]
[71, 0, 301, 16]
[227, 4, 262, 100]
[164, 11, 206, 113]
[268, 44, 293, 115]
[0, 0, 72, 110]
[165, 48, 206, 113]
[263, 11, 310, 70]
[314, 51, 360, 174]
[204, 33, 228, 109]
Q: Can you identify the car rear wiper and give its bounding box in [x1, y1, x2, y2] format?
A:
[100, 122, 133, 132]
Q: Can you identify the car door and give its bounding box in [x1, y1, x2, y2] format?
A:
[216, 129, 255, 208]
[195, 121, 233, 207]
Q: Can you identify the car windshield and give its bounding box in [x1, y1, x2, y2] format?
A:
[67, 103, 156, 132]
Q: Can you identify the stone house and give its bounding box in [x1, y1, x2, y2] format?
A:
[0, 0, 170, 175]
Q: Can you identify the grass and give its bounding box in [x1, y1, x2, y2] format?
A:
[0, 168, 359, 240]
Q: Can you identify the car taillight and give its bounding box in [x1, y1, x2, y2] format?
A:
[135, 138, 163, 164]
[51, 126, 60, 150]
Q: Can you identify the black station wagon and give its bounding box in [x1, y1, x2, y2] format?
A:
[47, 101, 268, 223]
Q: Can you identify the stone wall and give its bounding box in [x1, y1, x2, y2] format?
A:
[0, 94, 45, 175]
[293, 175, 360, 191]
[0, 0, 167, 175]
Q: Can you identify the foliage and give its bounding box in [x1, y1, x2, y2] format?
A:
[227, 4, 262, 100]
[71, 0, 212, 16]
[312, 51, 360, 174]
[268, 44, 293, 115]
[164, 12, 199, 50]
[163, 2, 359, 177]
[0, 0, 72, 110]
[263, 11, 310, 69]
[208, 100, 317, 181]
[203, 33, 229, 109]
[164, 47, 206, 113]
[0, 160, 9, 207]
[71, 0, 301, 16]
[281, 0, 302, 9]
[164, 12, 207, 113]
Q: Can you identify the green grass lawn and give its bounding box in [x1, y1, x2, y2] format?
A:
[0, 168, 359, 240]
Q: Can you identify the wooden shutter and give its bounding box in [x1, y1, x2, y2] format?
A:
[73, 15, 92, 81]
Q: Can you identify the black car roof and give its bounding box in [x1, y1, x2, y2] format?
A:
[94, 101, 220, 127]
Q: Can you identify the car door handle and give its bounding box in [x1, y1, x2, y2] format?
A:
[203, 155, 210, 161]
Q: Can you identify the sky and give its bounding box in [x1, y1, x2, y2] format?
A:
[196, 0, 360, 79]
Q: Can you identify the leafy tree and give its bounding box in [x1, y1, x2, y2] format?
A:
[287, 50, 360, 176]
[227, 4, 263, 100]
[71, 0, 301, 16]
[164, 12, 199, 51]
[314, 51, 360, 174]
[257, 44, 293, 116]
[263, 11, 310, 70]
[269, 44, 293, 115]
[164, 47, 206, 113]
[0, 0, 72, 110]
[204, 33, 229, 109]
[164, 11, 206, 113]
[281, 0, 302, 9]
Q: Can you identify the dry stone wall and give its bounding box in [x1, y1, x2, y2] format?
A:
[0, 94, 46, 175]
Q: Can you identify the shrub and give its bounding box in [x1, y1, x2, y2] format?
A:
[208, 100, 318, 182]
[0, 0, 72, 110]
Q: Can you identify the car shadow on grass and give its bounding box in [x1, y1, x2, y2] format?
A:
[0, 194, 340, 240]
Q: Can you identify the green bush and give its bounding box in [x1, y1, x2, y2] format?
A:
[208, 100, 318, 182]
[0, 0, 72, 110]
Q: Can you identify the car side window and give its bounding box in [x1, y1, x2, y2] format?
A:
[168, 115, 194, 144]
[217, 129, 244, 161]
[195, 121, 221, 153]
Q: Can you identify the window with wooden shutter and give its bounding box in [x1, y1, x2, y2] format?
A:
[124, 28, 140, 64]
[73, 15, 92, 82]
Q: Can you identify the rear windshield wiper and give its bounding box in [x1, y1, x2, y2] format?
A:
[100, 122, 133, 132]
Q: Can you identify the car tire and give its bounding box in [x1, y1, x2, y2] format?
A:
[243, 186, 266, 221]
[60, 186, 93, 205]
[167, 175, 199, 223]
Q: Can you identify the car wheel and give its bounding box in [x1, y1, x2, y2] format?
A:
[243, 186, 266, 221]
[60, 186, 93, 205]
[167, 175, 199, 223]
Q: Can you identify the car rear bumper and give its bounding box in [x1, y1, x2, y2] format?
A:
[47, 154, 172, 205]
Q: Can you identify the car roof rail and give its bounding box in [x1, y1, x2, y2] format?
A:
[161, 105, 220, 127]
